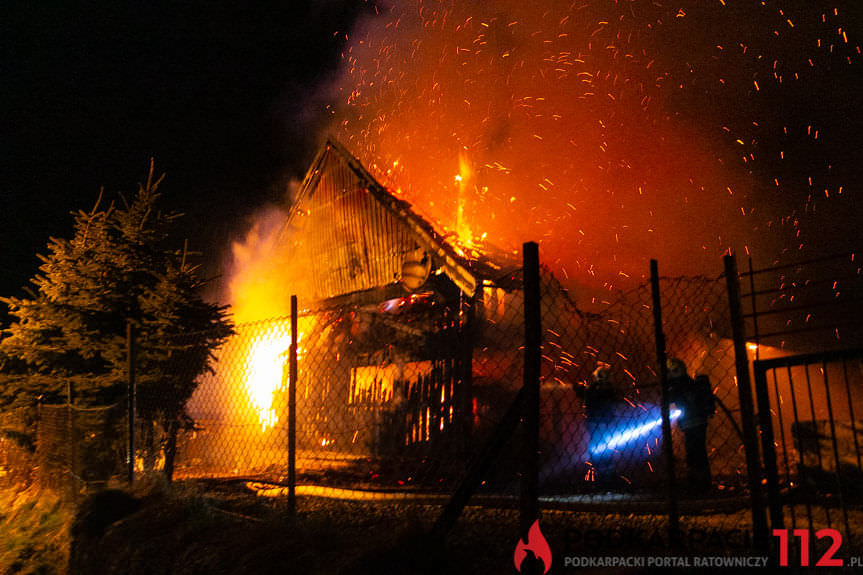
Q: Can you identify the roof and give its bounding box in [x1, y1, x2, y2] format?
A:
[281, 138, 520, 302]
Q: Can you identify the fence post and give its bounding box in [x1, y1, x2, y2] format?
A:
[288, 295, 298, 517]
[68, 403, 76, 498]
[66, 373, 74, 495]
[127, 320, 136, 487]
[521, 242, 541, 547]
[753, 365, 784, 533]
[650, 259, 679, 535]
[724, 254, 769, 553]
[459, 290, 477, 452]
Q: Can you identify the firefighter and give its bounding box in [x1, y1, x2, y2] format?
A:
[581, 363, 620, 487]
[667, 357, 716, 494]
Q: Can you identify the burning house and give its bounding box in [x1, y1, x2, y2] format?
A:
[267, 138, 555, 454]
[179, 139, 749, 494]
[179, 138, 594, 484]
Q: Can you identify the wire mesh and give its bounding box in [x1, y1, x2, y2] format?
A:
[9, 244, 863, 569]
[0, 407, 36, 486]
[162, 269, 750, 515]
[524, 271, 756, 557]
[5, 260, 766, 560]
[35, 403, 125, 495]
[531, 273, 747, 500]
[173, 295, 477, 499]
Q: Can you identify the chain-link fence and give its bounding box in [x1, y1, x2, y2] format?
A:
[1, 254, 768, 560]
[155, 265, 750, 515]
[533, 272, 747, 501]
[35, 403, 125, 497]
[174, 292, 479, 496]
[0, 407, 36, 487]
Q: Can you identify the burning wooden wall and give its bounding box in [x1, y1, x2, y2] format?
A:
[284, 139, 479, 303]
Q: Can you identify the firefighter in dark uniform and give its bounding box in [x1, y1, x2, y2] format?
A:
[667, 357, 716, 494]
[582, 363, 620, 486]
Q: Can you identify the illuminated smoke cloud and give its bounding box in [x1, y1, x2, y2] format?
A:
[331, 0, 860, 291]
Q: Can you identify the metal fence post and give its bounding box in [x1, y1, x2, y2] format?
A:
[68, 403, 76, 498]
[459, 290, 477, 452]
[724, 254, 769, 553]
[753, 365, 784, 533]
[288, 295, 298, 516]
[650, 259, 679, 535]
[521, 242, 541, 544]
[127, 320, 136, 487]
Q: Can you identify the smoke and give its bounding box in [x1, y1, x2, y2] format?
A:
[225, 179, 315, 323]
[226, 206, 291, 322]
[328, 0, 859, 289]
[226, 0, 860, 313]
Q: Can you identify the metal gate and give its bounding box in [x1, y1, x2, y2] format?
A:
[753, 348, 863, 552]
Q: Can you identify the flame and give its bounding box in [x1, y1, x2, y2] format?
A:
[133, 452, 166, 473]
[455, 152, 474, 247]
[240, 322, 310, 432]
[226, 204, 316, 432]
[228, 207, 294, 323]
[244, 329, 292, 431]
[331, 1, 859, 288]
[514, 519, 552, 574]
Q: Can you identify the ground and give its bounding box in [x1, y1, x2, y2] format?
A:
[64, 479, 760, 574]
[3, 478, 863, 574]
[0, 484, 72, 574]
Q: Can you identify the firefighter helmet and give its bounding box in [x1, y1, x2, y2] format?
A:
[667, 357, 687, 378]
[591, 363, 612, 384]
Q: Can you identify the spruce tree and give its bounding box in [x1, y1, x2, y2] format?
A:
[0, 163, 233, 479]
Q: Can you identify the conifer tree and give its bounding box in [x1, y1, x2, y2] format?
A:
[0, 163, 233, 479]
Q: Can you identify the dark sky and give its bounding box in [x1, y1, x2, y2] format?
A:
[2, 0, 862, 309]
[0, 0, 367, 300]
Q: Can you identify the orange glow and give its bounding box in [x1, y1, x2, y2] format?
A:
[455, 152, 474, 248]
[225, 206, 315, 431]
[244, 329, 292, 431]
[228, 207, 295, 323]
[331, 1, 802, 290]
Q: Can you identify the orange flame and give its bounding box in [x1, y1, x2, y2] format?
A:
[226, 205, 314, 431]
[244, 329, 291, 431]
[334, 1, 778, 290]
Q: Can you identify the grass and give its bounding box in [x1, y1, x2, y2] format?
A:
[65, 479, 776, 574]
[70, 479, 448, 574]
[0, 483, 73, 575]
[4, 477, 862, 574]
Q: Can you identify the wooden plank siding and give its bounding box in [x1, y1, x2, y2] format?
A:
[267, 140, 495, 454]
[297, 147, 425, 301]
[284, 139, 479, 303]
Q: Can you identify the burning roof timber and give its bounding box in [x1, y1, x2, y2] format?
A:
[280, 138, 520, 305]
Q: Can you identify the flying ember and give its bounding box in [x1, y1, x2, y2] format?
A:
[329, 0, 859, 290]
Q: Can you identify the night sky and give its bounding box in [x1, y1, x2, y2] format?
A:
[2, 0, 862, 313]
[1, 0, 367, 302]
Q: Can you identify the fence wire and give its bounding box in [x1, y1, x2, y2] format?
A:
[0, 408, 36, 486]
[160, 271, 748, 511]
[35, 403, 125, 496]
[174, 293, 477, 496]
[6, 265, 765, 558]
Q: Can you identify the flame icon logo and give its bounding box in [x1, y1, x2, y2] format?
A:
[514, 519, 552, 574]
